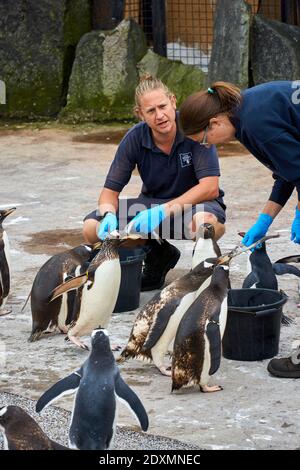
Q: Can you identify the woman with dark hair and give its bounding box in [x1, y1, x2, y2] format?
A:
[179, 80, 300, 379]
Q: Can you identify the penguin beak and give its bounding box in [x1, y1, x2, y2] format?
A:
[2, 207, 16, 218]
[217, 233, 280, 264]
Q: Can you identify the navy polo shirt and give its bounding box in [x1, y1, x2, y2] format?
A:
[231, 81, 300, 206]
[104, 119, 224, 204]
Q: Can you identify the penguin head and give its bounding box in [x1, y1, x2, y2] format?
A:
[0, 207, 16, 225]
[197, 223, 215, 240]
[0, 405, 25, 428]
[91, 328, 111, 353]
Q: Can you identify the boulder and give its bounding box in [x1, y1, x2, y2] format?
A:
[251, 15, 300, 84]
[62, 19, 147, 121]
[0, 0, 91, 119]
[137, 50, 206, 106]
[208, 0, 251, 88]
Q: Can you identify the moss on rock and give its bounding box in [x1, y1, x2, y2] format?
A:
[138, 50, 207, 106]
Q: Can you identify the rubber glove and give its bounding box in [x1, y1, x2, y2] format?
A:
[130, 205, 166, 234]
[97, 212, 118, 240]
[291, 207, 300, 244]
[242, 213, 273, 247]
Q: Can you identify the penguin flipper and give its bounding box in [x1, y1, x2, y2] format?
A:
[206, 322, 221, 375]
[142, 298, 181, 351]
[36, 370, 82, 412]
[50, 274, 87, 301]
[273, 263, 300, 277]
[242, 272, 258, 289]
[114, 373, 149, 431]
[0, 244, 10, 298]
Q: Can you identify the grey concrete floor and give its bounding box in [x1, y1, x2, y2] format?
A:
[0, 128, 300, 450]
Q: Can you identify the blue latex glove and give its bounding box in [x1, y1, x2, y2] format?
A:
[130, 205, 166, 234]
[97, 212, 118, 240]
[291, 207, 300, 244]
[242, 213, 273, 247]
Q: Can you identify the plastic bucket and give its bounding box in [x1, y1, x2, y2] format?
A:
[113, 247, 146, 313]
[222, 288, 288, 361]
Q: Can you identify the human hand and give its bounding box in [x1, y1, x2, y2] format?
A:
[130, 205, 166, 234]
[97, 212, 118, 240]
[242, 213, 273, 247]
[291, 208, 300, 244]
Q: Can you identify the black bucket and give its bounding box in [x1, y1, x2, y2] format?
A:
[113, 247, 146, 313]
[222, 288, 288, 361]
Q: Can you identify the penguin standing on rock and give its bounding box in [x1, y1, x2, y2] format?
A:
[172, 263, 229, 393]
[119, 224, 220, 376]
[28, 243, 99, 342]
[0, 405, 68, 450]
[0, 207, 16, 315]
[36, 328, 149, 450]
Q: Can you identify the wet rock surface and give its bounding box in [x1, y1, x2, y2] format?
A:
[0, 128, 300, 450]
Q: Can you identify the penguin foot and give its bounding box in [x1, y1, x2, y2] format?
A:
[111, 344, 122, 351]
[200, 384, 223, 393]
[68, 335, 89, 351]
[159, 366, 172, 377]
[0, 308, 12, 316]
[59, 326, 68, 334]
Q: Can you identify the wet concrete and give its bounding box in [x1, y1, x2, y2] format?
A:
[0, 128, 300, 450]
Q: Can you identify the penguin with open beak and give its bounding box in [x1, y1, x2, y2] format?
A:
[0, 405, 68, 450]
[28, 243, 100, 342]
[119, 224, 221, 376]
[0, 207, 16, 316]
[36, 328, 149, 450]
[50, 232, 140, 350]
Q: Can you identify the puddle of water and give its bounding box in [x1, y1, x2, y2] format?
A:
[22, 229, 84, 255]
[73, 129, 128, 145]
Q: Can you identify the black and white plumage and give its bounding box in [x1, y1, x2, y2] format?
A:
[172, 264, 229, 393]
[119, 224, 221, 376]
[28, 243, 98, 343]
[0, 207, 16, 315]
[0, 405, 68, 450]
[49, 238, 125, 350]
[36, 328, 149, 450]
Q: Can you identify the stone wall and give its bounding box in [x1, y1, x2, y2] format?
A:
[0, 0, 91, 119]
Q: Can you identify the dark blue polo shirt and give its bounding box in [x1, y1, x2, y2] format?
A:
[232, 81, 300, 206]
[104, 119, 224, 205]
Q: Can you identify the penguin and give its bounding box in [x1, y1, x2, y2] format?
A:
[119, 224, 221, 376]
[242, 241, 278, 290]
[241, 239, 295, 324]
[36, 328, 149, 450]
[28, 243, 100, 343]
[191, 223, 221, 269]
[0, 207, 16, 315]
[172, 263, 229, 393]
[0, 405, 68, 450]
[50, 235, 138, 350]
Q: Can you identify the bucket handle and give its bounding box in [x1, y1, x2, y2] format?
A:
[253, 308, 280, 317]
[230, 307, 280, 317]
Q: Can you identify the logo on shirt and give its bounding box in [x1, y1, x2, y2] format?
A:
[179, 152, 192, 168]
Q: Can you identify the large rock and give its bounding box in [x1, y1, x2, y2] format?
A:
[251, 15, 300, 84]
[62, 19, 147, 122]
[0, 0, 91, 119]
[137, 50, 206, 106]
[208, 0, 251, 88]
